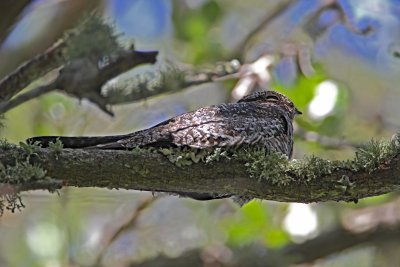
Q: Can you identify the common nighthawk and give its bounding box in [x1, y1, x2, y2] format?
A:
[28, 90, 301, 202]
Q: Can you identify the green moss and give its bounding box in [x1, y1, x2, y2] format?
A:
[234, 136, 400, 187]
[289, 156, 335, 182]
[19, 141, 41, 160]
[48, 138, 64, 159]
[0, 161, 47, 215]
[0, 140, 64, 215]
[352, 139, 399, 173]
[237, 147, 292, 185]
[205, 147, 230, 163]
[0, 138, 17, 150]
[0, 161, 46, 184]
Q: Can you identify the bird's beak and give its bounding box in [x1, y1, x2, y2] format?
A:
[295, 108, 302, 115]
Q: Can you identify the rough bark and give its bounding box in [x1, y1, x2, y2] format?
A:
[1, 143, 400, 203]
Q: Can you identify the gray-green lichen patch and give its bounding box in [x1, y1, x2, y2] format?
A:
[159, 147, 209, 167]
[102, 66, 186, 104]
[0, 161, 46, 215]
[236, 147, 292, 185]
[334, 175, 355, 194]
[19, 141, 41, 159]
[0, 138, 17, 150]
[233, 136, 400, 187]
[0, 140, 60, 215]
[65, 13, 122, 61]
[129, 134, 400, 188]
[0, 161, 47, 185]
[351, 139, 400, 173]
[289, 156, 335, 182]
[48, 139, 64, 159]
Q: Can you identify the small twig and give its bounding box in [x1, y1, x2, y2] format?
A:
[2, 134, 400, 203]
[0, 33, 71, 102]
[232, 0, 295, 59]
[93, 196, 156, 266]
[133, 210, 400, 266]
[333, 0, 375, 35]
[0, 0, 31, 46]
[0, 49, 158, 116]
[103, 60, 241, 105]
[296, 129, 361, 149]
[183, 60, 241, 87]
[231, 55, 274, 101]
[0, 83, 57, 114]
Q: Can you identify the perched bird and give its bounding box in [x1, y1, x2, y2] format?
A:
[28, 90, 301, 203]
[29, 90, 300, 154]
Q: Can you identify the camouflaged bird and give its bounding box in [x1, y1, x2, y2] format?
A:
[29, 91, 301, 156]
[28, 90, 301, 203]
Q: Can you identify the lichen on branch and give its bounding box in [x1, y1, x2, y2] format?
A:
[0, 135, 400, 214]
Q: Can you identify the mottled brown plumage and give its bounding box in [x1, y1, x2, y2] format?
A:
[29, 91, 301, 159]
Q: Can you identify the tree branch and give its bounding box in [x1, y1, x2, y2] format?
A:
[232, 0, 295, 59]
[134, 202, 400, 267]
[1, 136, 400, 203]
[103, 60, 241, 105]
[0, 0, 31, 46]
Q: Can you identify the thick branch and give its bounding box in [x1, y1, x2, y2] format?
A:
[103, 60, 241, 105]
[135, 210, 400, 267]
[0, 0, 30, 46]
[282, 224, 400, 264]
[1, 140, 400, 203]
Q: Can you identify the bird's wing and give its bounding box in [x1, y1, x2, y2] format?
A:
[107, 105, 227, 149]
[167, 104, 291, 149]
[98, 102, 292, 153]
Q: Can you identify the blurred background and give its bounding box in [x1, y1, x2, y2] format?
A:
[0, 0, 400, 266]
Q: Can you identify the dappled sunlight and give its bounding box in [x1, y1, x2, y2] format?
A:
[0, 0, 399, 266]
[308, 80, 339, 120]
[284, 203, 318, 240]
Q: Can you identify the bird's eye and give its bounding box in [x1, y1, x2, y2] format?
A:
[266, 95, 279, 101]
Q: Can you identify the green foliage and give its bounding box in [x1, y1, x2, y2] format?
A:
[172, 0, 224, 63]
[273, 65, 325, 110]
[223, 201, 289, 247]
[274, 66, 349, 139]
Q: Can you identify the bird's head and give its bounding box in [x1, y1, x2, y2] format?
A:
[238, 90, 302, 119]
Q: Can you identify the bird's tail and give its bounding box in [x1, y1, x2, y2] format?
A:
[27, 134, 131, 149]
